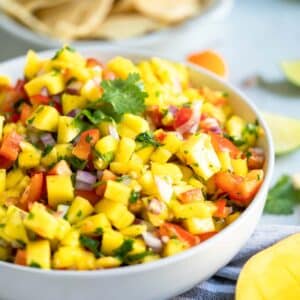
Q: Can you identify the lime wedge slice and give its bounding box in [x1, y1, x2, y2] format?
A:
[281, 60, 300, 86]
[263, 112, 300, 155]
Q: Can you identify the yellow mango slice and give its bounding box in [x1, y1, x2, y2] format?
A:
[236, 233, 300, 300]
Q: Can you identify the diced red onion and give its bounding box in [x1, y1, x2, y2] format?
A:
[142, 232, 162, 253]
[66, 81, 82, 95]
[148, 198, 165, 215]
[57, 204, 70, 218]
[176, 101, 202, 135]
[76, 170, 97, 185]
[40, 87, 49, 97]
[168, 105, 178, 116]
[161, 236, 170, 244]
[108, 125, 119, 140]
[67, 109, 81, 118]
[52, 94, 61, 104]
[75, 181, 94, 191]
[40, 133, 55, 146]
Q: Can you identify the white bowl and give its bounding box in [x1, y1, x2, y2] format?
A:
[0, 47, 274, 300]
[0, 0, 233, 48]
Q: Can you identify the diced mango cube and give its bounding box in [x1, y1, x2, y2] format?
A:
[62, 93, 87, 115]
[0, 169, 6, 195]
[114, 137, 136, 163]
[18, 142, 42, 169]
[26, 240, 51, 269]
[107, 56, 140, 79]
[27, 105, 59, 132]
[47, 175, 74, 208]
[96, 256, 121, 269]
[101, 230, 124, 255]
[57, 116, 81, 143]
[104, 180, 131, 205]
[183, 217, 215, 234]
[77, 213, 111, 235]
[231, 158, 248, 177]
[24, 50, 42, 79]
[150, 147, 172, 163]
[163, 239, 186, 257]
[66, 196, 94, 224]
[151, 162, 182, 183]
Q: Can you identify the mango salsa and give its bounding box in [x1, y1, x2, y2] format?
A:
[0, 47, 265, 271]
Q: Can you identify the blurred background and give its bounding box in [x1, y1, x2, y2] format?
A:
[0, 0, 300, 223]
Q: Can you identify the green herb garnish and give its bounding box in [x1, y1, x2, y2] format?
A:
[79, 235, 101, 258]
[29, 261, 41, 268]
[113, 239, 134, 259]
[42, 145, 54, 157]
[129, 191, 140, 204]
[135, 132, 161, 148]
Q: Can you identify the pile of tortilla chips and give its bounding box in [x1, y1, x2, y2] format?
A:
[0, 0, 212, 41]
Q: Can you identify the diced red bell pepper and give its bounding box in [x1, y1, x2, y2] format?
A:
[0, 131, 23, 161]
[159, 222, 200, 247]
[146, 106, 163, 128]
[29, 94, 50, 105]
[213, 199, 228, 218]
[20, 103, 33, 124]
[75, 190, 99, 206]
[247, 147, 265, 169]
[173, 107, 193, 129]
[14, 249, 27, 266]
[19, 173, 44, 211]
[214, 170, 264, 207]
[102, 69, 116, 80]
[178, 188, 203, 203]
[210, 132, 241, 159]
[72, 129, 100, 160]
[198, 231, 217, 242]
[86, 58, 104, 68]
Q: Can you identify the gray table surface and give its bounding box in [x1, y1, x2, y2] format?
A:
[0, 0, 300, 225]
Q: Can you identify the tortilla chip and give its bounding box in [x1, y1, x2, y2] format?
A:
[15, 0, 71, 11]
[133, 0, 201, 24]
[0, 0, 53, 36]
[112, 0, 135, 13]
[91, 13, 163, 40]
[36, 0, 114, 39]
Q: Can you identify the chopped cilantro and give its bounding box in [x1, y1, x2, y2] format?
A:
[99, 73, 147, 122]
[13, 98, 26, 109]
[52, 46, 75, 60]
[79, 235, 101, 258]
[42, 145, 53, 157]
[135, 132, 161, 148]
[264, 175, 300, 215]
[27, 117, 35, 125]
[223, 133, 245, 147]
[129, 191, 140, 204]
[124, 251, 152, 264]
[79, 109, 113, 125]
[67, 156, 87, 170]
[85, 134, 93, 143]
[116, 175, 131, 183]
[0, 224, 5, 228]
[29, 261, 41, 268]
[96, 151, 114, 164]
[222, 92, 229, 98]
[113, 239, 134, 259]
[94, 227, 103, 236]
[76, 210, 82, 217]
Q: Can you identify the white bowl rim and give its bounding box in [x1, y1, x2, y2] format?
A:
[0, 46, 274, 277]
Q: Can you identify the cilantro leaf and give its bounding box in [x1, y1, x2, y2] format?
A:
[124, 251, 152, 264]
[264, 175, 300, 214]
[113, 239, 134, 259]
[100, 73, 147, 121]
[80, 109, 114, 125]
[129, 191, 140, 204]
[79, 235, 101, 258]
[135, 132, 161, 148]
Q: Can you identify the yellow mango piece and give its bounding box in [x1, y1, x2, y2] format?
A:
[24, 203, 58, 239]
[95, 199, 134, 230]
[236, 233, 300, 300]
[0, 169, 6, 195]
[183, 217, 215, 235]
[95, 135, 118, 155]
[170, 200, 213, 219]
[163, 239, 186, 257]
[107, 56, 140, 79]
[151, 162, 182, 183]
[217, 151, 233, 172]
[101, 230, 124, 255]
[46, 175, 74, 208]
[25, 72, 64, 96]
[225, 115, 245, 139]
[104, 180, 131, 205]
[24, 50, 42, 79]
[231, 158, 248, 177]
[135, 146, 154, 164]
[150, 147, 172, 163]
[54, 143, 72, 159]
[62, 93, 87, 115]
[77, 213, 111, 235]
[27, 105, 59, 132]
[18, 142, 42, 169]
[61, 229, 80, 247]
[57, 116, 81, 143]
[41, 147, 57, 167]
[66, 196, 94, 224]
[0, 75, 11, 86]
[120, 114, 149, 136]
[26, 240, 51, 269]
[120, 225, 147, 237]
[6, 169, 24, 189]
[114, 137, 136, 163]
[96, 256, 121, 269]
[179, 133, 220, 180]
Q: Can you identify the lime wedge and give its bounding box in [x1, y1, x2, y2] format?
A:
[263, 112, 300, 155]
[281, 60, 300, 86]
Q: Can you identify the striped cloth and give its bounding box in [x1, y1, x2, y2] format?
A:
[174, 224, 300, 300]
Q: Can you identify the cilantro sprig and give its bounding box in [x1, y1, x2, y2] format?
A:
[264, 175, 300, 214]
[135, 132, 161, 148]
